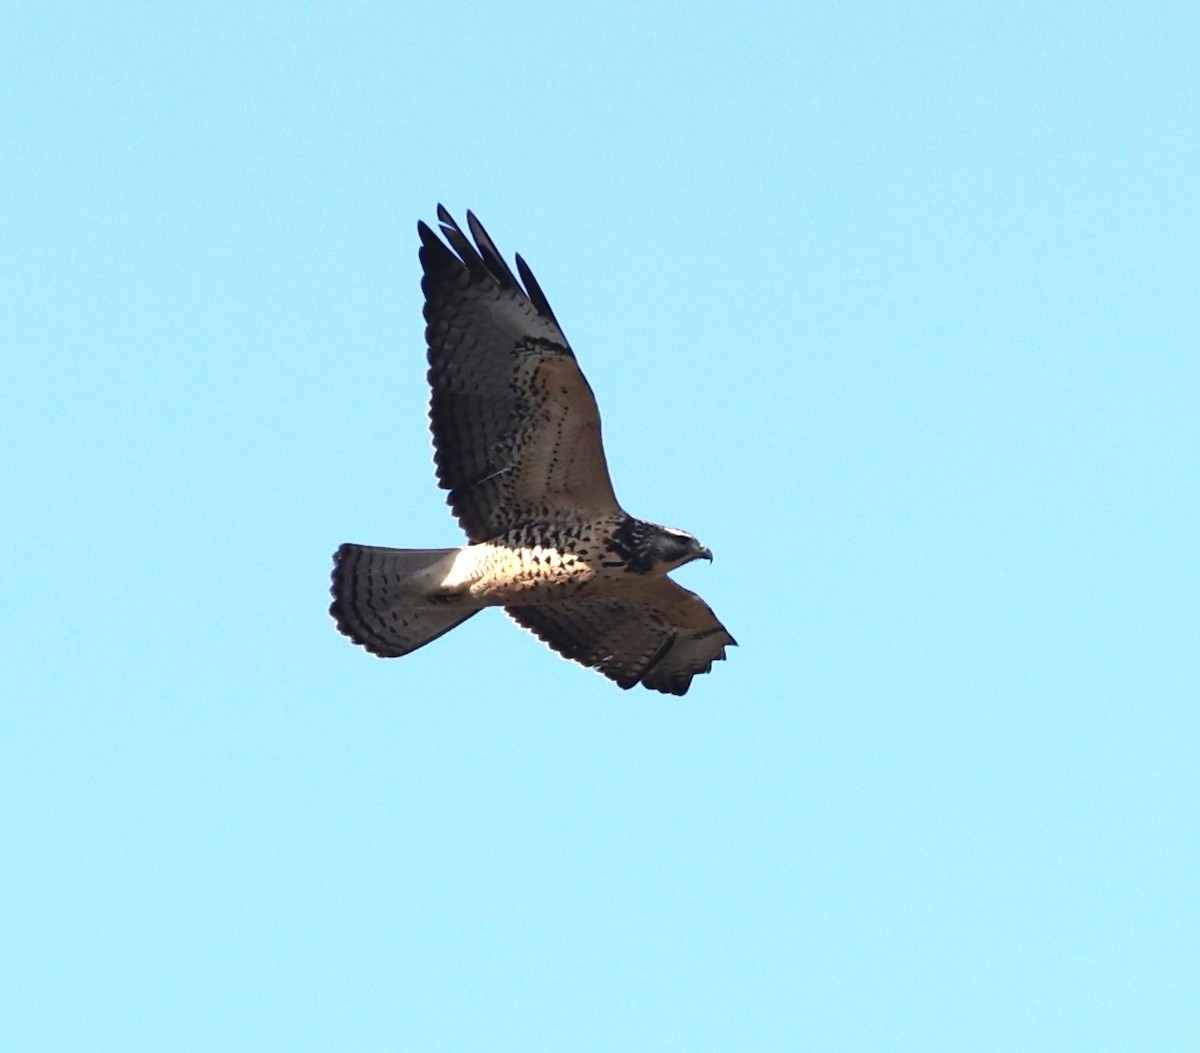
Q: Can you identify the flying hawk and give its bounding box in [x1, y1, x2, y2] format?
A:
[330, 207, 735, 695]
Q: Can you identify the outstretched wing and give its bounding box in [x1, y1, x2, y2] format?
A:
[506, 578, 737, 696]
[421, 207, 621, 543]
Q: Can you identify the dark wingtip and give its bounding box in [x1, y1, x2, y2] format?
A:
[416, 219, 439, 249]
[515, 252, 561, 327]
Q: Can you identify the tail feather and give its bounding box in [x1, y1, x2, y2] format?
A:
[330, 543, 478, 658]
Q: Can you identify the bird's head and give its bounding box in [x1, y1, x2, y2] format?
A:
[646, 525, 713, 571]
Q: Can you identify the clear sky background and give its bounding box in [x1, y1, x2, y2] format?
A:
[4, 3, 1198, 1049]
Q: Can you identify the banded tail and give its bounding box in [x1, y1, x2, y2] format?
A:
[330, 544, 479, 657]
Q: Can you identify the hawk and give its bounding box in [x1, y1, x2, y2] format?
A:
[330, 207, 735, 695]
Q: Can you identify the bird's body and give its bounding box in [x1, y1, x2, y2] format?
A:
[422, 534, 599, 602]
[330, 207, 735, 695]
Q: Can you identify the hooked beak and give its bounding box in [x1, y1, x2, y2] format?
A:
[698, 546, 713, 563]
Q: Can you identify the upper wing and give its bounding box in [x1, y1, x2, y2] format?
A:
[420, 207, 621, 542]
[506, 577, 737, 696]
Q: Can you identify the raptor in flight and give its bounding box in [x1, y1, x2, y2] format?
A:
[330, 207, 735, 695]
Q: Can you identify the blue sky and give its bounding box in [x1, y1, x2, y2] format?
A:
[4, 2, 1198, 1049]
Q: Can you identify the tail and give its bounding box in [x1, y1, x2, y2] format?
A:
[330, 543, 479, 658]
